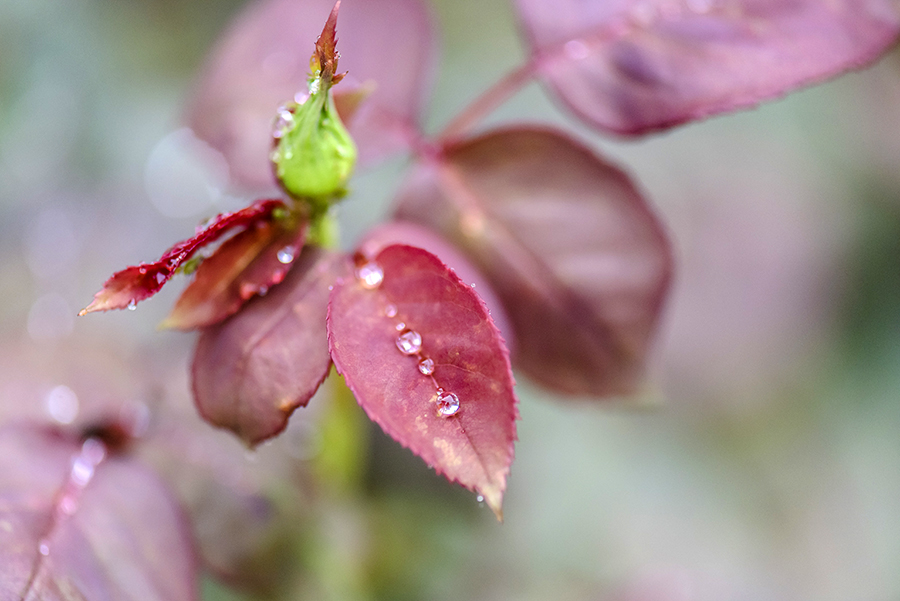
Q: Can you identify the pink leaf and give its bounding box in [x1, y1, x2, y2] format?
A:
[188, 0, 437, 191]
[514, 0, 900, 134]
[395, 127, 672, 396]
[0, 426, 196, 601]
[79, 199, 288, 315]
[327, 245, 518, 518]
[192, 247, 346, 446]
[163, 217, 307, 330]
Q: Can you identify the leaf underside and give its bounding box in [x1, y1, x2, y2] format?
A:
[192, 247, 346, 446]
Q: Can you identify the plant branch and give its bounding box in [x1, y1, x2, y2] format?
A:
[437, 62, 535, 143]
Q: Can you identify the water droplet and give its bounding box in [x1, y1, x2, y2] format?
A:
[395, 322, 406, 332]
[396, 329, 422, 355]
[71, 458, 94, 487]
[436, 391, 460, 417]
[45, 385, 78, 425]
[138, 266, 147, 275]
[59, 495, 77, 516]
[328, 285, 334, 291]
[476, 494, 484, 503]
[272, 107, 295, 139]
[277, 245, 296, 264]
[355, 261, 384, 289]
[155, 272, 166, 285]
[564, 39, 590, 61]
[384, 304, 397, 318]
[239, 282, 257, 299]
[127, 300, 137, 311]
[39, 542, 50, 556]
[258, 285, 269, 297]
[418, 357, 435, 376]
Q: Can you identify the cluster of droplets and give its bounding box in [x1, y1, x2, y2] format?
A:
[39, 438, 107, 557]
[354, 258, 461, 418]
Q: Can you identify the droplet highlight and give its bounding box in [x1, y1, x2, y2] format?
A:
[277, 245, 296, 264]
[272, 107, 295, 139]
[396, 329, 422, 355]
[355, 262, 384, 289]
[418, 357, 435, 376]
[436, 391, 460, 417]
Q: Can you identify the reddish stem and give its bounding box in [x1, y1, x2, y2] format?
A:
[437, 62, 536, 143]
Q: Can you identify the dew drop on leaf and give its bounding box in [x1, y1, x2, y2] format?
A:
[418, 356, 435, 376]
[276, 245, 297, 264]
[355, 261, 384, 289]
[395, 328, 422, 355]
[436, 390, 460, 417]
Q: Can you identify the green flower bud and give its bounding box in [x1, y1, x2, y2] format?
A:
[270, 1, 356, 208]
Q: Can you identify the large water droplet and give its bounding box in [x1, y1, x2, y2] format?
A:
[277, 245, 296, 264]
[45, 385, 78, 425]
[396, 329, 422, 355]
[384, 304, 397, 318]
[418, 357, 435, 376]
[127, 300, 137, 311]
[436, 391, 460, 417]
[564, 39, 590, 61]
[355, 262, 384, 289]
[272, 107, 295, 139]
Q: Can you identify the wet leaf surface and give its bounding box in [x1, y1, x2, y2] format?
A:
[0, 426, 196, 601]
[163, 217, 307, 330]
[514, 0, 900, 135]
[192, 247, 346, 446]
[395, 127, 672, 396]
[188, 0, 436, 191]
[80, 199, 287, 315]
[327, 244, 518, 518]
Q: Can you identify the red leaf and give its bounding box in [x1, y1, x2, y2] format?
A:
[187, 0, 437, 191]
[395, 127, 672, 397]
[327, 244, 518, 518]
[0, 426, 196, 601]
[192, 247, 346, 446]
[163, 217, 307, 330]
[514, 0, 900, 134]
[79, 199, 287, 316]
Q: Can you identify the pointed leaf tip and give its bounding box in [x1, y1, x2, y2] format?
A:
[79, 199, 288, 316]
[327, 244, 518, 519]
[312, 1, 342, 84]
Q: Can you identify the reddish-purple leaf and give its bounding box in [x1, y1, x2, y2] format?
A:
[192, 247, 346, 446]
[395, 127, 672, 397]
[79, 199, 288, 315]
[327, 244, 518, 518]
[138, 399, 303, 593]
[188, 0, 437, 191]
[163, 217, 307, 330]
[514, 0, 900, 135]
[0, 426, 196, 601]
[358, 220, 515, 351]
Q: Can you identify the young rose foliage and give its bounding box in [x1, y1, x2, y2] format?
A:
[0, 425, 197, 601]
[81, 0, 900, 519]
[512, 0, 900, 134]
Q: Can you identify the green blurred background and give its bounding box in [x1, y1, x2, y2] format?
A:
[2, 0, 900, 599]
